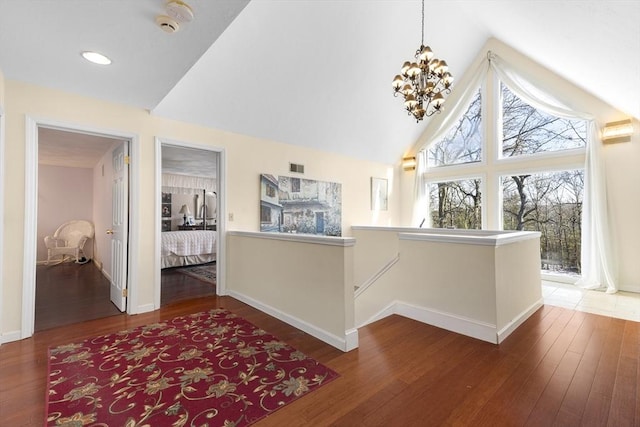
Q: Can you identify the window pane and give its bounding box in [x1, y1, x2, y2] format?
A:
[428, 90, 482, 167]
[502, 170, 583, 275]
[502, 84, 587, 157]
[428, 178, 482, 229]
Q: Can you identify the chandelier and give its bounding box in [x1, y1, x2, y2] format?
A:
[392, 0, 453, 122]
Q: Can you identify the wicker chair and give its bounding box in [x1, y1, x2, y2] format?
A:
[44, 220, 94, 265]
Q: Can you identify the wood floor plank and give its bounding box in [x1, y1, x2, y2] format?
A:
[1, 299, 637, 426]
[555, 314, 611, 423]
[607, 320, 639, 426]
[468, 308, 576, 424]
[581, 317, 625, 426]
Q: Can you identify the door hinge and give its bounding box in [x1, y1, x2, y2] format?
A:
[124, 155, 130, 165]
[122, 288, 128, 298]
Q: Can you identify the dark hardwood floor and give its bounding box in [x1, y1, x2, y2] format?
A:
[35, 261, 122, 331]
[34, 261, 216, 331]
[1, 297, 637, 426]
[160, 264, 216, 306]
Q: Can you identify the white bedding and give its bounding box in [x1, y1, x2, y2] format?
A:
[161, 230, 216, 268]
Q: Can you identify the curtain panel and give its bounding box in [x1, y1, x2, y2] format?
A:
[161, 173, 216, 195]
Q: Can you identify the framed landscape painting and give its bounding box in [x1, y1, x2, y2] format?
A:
[259, 174, 342, 236]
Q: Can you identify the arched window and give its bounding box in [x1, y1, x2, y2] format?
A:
[424, 80, 588, 278]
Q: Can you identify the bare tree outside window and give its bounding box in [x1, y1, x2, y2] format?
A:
[502, 84, 586, 156]
[428, 179, 482, 229]
[425, 82, 586, 278]
[428, 90, 482, 167]
[503, 170, 583, 275]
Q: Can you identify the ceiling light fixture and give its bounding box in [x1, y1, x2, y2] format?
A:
[166, 0, 194, 23]
[81, 51, 112, 65]
[392, 0, 453, 122]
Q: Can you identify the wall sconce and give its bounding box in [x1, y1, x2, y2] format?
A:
[402, 156, 417, 171]
[602, 119, 634, 144]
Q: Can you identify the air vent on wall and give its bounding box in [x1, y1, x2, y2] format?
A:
[289, 163, 305, 174]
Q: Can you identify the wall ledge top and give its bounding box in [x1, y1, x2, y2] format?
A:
[228, 230, 356, 247]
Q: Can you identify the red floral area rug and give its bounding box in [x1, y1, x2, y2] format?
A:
[45, 309, 339, 426]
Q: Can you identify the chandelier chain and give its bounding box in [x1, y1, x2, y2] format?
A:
[421, 0, 424, 47]
[391, 0, 454, 121]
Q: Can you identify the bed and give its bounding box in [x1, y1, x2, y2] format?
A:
[161, 230, 217, 269]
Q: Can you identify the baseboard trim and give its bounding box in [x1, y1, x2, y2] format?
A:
[135, 303, 155, 314]
[359, 300, 498, 344]
[101, 267, 112, 282]
[227, 290, 358, 352]
[496, 299, 543, 344]
[619, 284, 640, 293]
[1, 330, 22, 344]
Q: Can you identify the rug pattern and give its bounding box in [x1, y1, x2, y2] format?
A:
[178, 262, 217, 284]
[46, 309, 338, 426]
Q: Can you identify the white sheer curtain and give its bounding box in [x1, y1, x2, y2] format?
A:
[411, 150, 429, 226]
[411, 51, 617, 293]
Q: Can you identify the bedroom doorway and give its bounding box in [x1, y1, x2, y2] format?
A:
[23, 119, 136, 336]
[156, 140, 224, 307]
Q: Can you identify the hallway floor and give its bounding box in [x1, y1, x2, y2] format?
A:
[542, 280, 640, 322]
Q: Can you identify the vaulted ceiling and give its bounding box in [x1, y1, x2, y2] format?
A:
[1, 0, 638, 165]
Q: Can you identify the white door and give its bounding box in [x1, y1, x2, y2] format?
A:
[109, 141, 129, 311]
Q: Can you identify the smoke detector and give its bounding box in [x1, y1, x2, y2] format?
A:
[156, 15, 180, 33]
[166, 1, 194, 23]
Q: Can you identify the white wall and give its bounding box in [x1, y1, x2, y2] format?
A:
[1, 80, 400, 338]
[37, 165, 93, 261]
[227, 231, 357, 351]
[354, 228, 542, 343]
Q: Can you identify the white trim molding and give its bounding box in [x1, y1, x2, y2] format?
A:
[154, 138, 227, 306]
[229, 290, 358, 352]
[22, 117, 139, 339]
[228, 230, 356, 247]
[358, 299, 543, 345]
[0, 109, 4, 344]
[496, 299, 543, 344]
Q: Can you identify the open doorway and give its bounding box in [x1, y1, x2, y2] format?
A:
[157, 142, 222, 306]
[24, 122, 133, 334]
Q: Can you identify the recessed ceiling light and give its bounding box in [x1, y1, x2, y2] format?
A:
[81, 51, 112, 65]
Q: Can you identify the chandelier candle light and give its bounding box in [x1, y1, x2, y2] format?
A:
[392, 0, 453, 121]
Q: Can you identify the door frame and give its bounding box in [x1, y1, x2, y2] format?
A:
[0, 108, 4, 344]
[22, 116, 139, 339]
[154, 137, 227, 308]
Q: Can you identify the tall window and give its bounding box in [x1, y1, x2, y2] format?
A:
[429, 178, 482, 229]
[423, 81, 587, 279]
[501, 84, 586, 157]
[502, 170, 583, 274]
[428, 90, 482, 167]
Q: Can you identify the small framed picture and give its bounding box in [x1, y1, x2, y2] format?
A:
[162, 192, 172, 203]
[162, 220, 171, 232]
[161, 204, 171, 218]
[371, 177, 388, 211]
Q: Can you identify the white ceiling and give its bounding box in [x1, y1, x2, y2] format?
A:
[162, 144, 218, 177]
[2, 0, 638, 165]
[38, 127, 122, 168]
